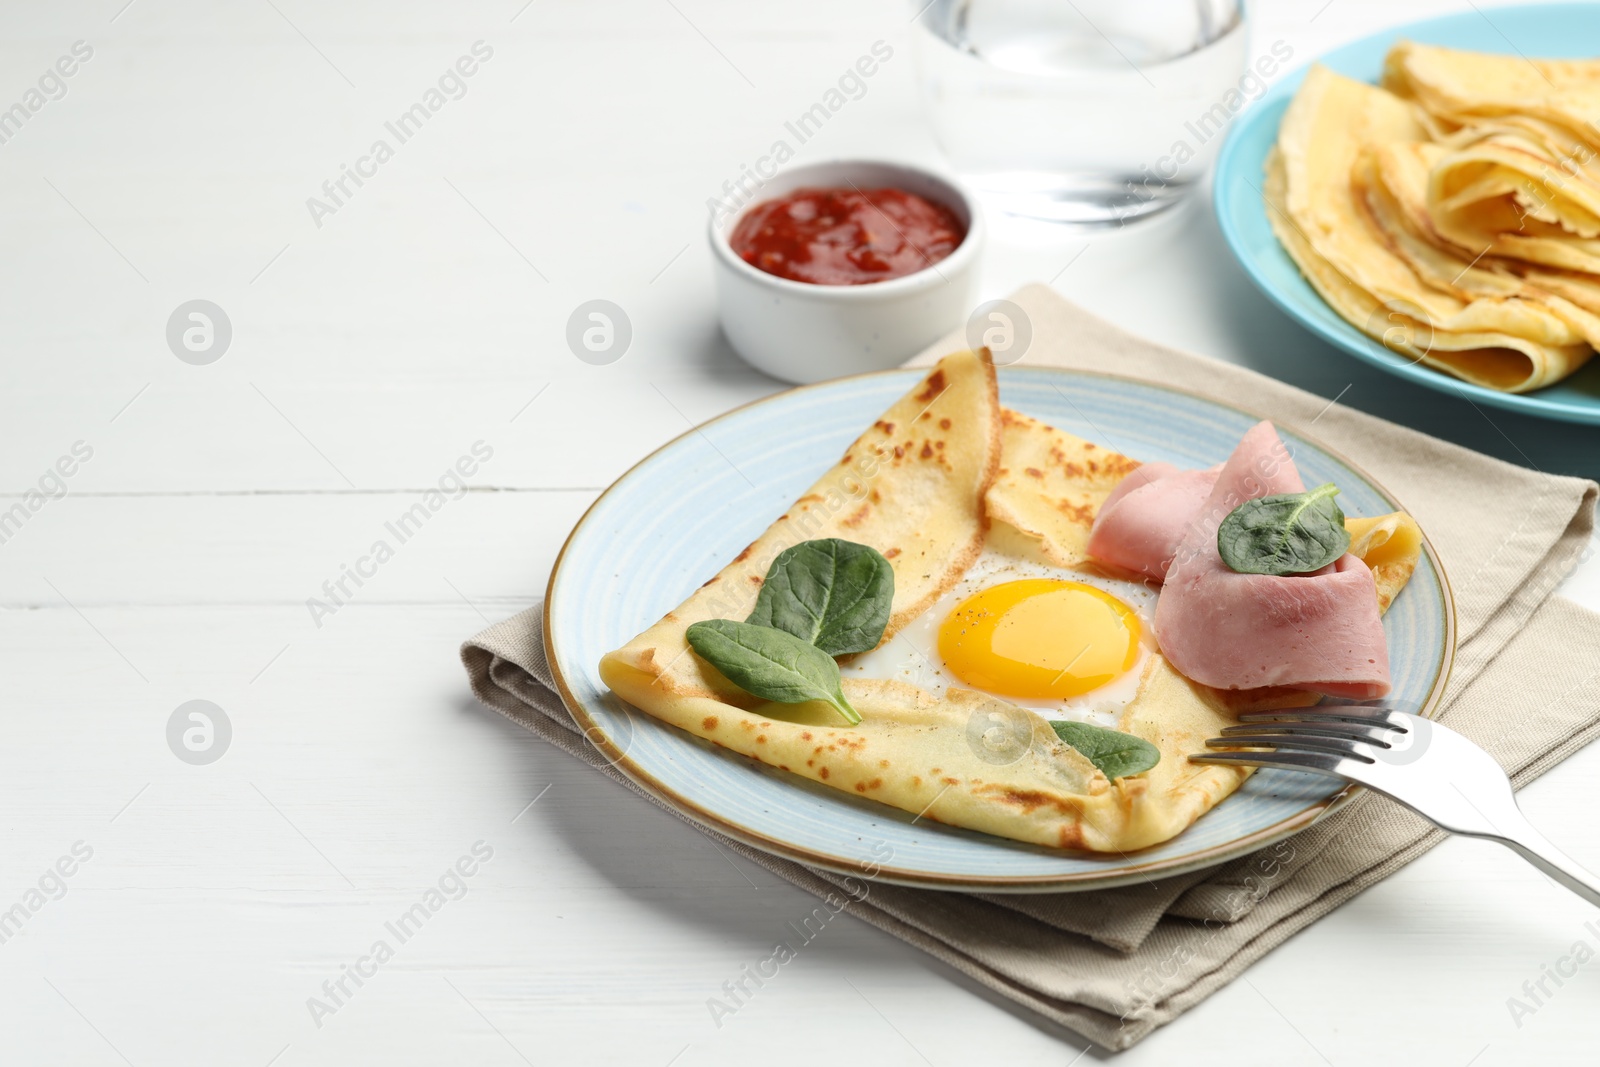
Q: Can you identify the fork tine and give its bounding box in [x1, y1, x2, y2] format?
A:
[1238, 705, 1411, 729]
[1189, 750, 1349, 776]
[1219, 721, 1395, 746]
[1205, 733, 1378, 761]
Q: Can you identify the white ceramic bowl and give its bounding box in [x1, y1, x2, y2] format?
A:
[707, 160, 984, 384]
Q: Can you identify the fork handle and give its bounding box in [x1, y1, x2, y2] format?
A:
[1492, 815, 1600, 910]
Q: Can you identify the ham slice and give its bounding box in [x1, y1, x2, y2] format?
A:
[1086, 462, 1221, 580]
[1099, 421, 1392, 698]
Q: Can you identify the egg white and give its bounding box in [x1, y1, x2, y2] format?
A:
[846, 543, 1159, 728]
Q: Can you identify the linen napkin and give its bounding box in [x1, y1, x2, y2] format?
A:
[462, 284, 1600, 1050]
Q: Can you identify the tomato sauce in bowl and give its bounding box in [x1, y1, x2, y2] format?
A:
[728, 187, 967, 286]
[706, 160, 984, 383]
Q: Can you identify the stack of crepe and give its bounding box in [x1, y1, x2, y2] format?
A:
[1268, 42, 1600, 392]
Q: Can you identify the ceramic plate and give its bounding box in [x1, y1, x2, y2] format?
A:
[544, 369, 1456, 891]
[1214, 3, 1600, 425]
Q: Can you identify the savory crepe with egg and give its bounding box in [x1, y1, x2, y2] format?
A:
[599, 351, 1421, 852]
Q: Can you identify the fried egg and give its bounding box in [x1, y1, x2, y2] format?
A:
[846, 549, 1157, 727]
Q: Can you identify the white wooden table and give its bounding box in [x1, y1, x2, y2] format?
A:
[5, 1, 1599, 1063]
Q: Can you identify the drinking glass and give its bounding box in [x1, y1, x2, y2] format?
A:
[913, 0, 1254, 226]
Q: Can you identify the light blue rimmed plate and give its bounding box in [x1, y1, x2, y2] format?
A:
[545, 368, 1456, 891]
[1214, 3, 1600, 425]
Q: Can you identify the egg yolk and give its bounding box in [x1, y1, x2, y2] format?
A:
[936, 579, 1141, 700]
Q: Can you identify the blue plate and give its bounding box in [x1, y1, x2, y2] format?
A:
[545, 369, 1456, 891]
[1214, 3, 1600, 425]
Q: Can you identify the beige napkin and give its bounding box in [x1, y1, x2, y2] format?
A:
[462, 284, 1600, 1050]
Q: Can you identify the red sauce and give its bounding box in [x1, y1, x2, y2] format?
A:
[729, 187, 966, 285]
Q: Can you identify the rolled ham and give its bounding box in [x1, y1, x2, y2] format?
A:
[1095, 421, 1392, 698]
[1086, 462, 1221, 580]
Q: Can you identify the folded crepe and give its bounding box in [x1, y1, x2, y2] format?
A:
[1360, 141, 1600, 332]
[598, 351, 1421, 853]
[1419, 132, 1600, 274]
[1382, 40, 1600, 158]
[1268, 64, 1594, 392]
[1379, 41, 1600, 276]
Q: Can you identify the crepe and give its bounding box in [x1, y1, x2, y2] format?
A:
[1268, 64, 1594, 392]
[984, 408, 1143, 568]
[1382, 41, 1600, 154]
[1379, 42, 1600, 276]
[1360, 142, 1600, 333]
[1347, 512, 1421, 614]
[599, 352, 1422, 852]
[1428, 137, 1600, 272]
[602, 348, 1001, 705]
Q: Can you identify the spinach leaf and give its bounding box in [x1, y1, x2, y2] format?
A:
[747, 539, 894, 656]
[686, 618, 861, 725]
[1216, 482, 1351, 576]
[1049, 721, 1161, 780]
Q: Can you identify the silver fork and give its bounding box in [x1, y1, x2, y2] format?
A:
[1191, 706, 1600, 907]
